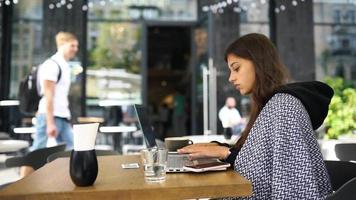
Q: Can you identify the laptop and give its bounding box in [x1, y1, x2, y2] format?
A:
[134, 104, 218, 172]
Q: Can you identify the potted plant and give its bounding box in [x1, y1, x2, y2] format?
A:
[318, 77, 355, 160]
[324, 77, 356, 139]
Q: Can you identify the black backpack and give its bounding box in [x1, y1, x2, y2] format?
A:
[18, 59, 62, 116]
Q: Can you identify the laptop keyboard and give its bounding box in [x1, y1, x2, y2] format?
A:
[167, 154, 193, 168]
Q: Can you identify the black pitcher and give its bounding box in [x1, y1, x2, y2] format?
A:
[69, 149, 98, 186]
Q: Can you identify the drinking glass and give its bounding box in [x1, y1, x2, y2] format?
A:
[141, 148, 168, 182]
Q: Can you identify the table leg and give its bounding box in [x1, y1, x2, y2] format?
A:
[113, 134, 122, 154]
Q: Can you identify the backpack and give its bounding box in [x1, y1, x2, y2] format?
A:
[18, 59, 62, 116]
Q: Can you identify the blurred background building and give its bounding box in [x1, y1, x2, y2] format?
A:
[0, 0, 355, 137]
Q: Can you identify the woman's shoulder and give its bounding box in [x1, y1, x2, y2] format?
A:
[262, 93, 309, 120]
[256, 94, 312, 134]
[266, 93, 303, 109]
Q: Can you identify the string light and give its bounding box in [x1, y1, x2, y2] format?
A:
[1, 0, 340, 14]
[0, 0, 298, 15]
[202, 6, 209, 12]
[250, 2, 257, 9]
[274, 7, 280, 14]
[280, 5, 286, 11]
[82, 5, 88, 11]
[0, 0, 89, 10]
[233, 7, 242, 13]
[202, 0, 310, 15]
[292, 0, 298, 6]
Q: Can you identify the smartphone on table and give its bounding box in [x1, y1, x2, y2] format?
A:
[183, 161, 230, 172]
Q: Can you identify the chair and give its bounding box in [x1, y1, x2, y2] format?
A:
[326, 177, 356, 200]
[325, 160, 356, 200]
[335, 143, 356, 161]
[324, 160, 356, 199]
[47, 149, 119, 162]
[324, 160, 356, 191]
[0, 132, 10, 140]
[5, 144, 66, 170]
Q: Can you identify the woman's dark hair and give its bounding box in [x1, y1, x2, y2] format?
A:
[224, 33, 289, 150]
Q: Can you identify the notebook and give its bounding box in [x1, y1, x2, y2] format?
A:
[134, 104, 219, 172]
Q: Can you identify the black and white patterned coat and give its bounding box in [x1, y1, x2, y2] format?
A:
[229, 93, 333, 200]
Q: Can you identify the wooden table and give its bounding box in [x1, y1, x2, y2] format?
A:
[0, 155, 252, 200]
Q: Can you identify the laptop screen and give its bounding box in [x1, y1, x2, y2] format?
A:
[134, 104, 157, 148]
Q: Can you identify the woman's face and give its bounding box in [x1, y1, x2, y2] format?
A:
[227, 54, 256, 95]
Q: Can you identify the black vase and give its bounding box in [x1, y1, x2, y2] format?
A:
[223, 127, 232, 140]
[69, 149, 98, 186]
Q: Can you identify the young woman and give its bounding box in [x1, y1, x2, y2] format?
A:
[178, 33, 333, 199]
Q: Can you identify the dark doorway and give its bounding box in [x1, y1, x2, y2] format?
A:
[147, 26, 191, 138]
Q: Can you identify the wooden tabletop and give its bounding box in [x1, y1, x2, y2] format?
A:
[0, 155, 252, 200]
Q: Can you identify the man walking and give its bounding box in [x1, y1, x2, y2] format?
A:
[31, 32, 78, 150]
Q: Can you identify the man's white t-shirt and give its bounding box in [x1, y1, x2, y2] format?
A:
[37, 52, 71, 119]
[218, 106, 242, 128]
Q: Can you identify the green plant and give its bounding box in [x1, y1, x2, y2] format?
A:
[88, 23, 141, 73]
[324, 77, 356, 139]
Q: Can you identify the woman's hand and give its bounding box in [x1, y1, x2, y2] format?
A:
[177, 143, 230, 160]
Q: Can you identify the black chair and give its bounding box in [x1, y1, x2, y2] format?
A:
[47, 149, 119, 162]
[324, 160, 356, 199]
[325, 160, 356, 191]
[5, 144, 67, 170]
[326, 177, 356, 200]
[335, 143, 356, 161]
[0, 132, 10, 140]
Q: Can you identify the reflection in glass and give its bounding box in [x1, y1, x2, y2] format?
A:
[88, 0, 197, 21]
[87, 22, 142, 109]
[314, 1, 356, 82]
[239, 0, 269, 36]
[10, 0, 43, 98]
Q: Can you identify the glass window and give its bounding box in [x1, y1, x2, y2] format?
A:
[86, 0, 198, 123]
[193, 21, 208, 134]
[87, 20, 142, 120]
[239, 0, 269, 36]
[0, 5, 2, 58]
[314, 0, 356, 82]
[10, 0, 43, 98]
[238, 0, 269, 117]
[88, 0, 197, 21]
